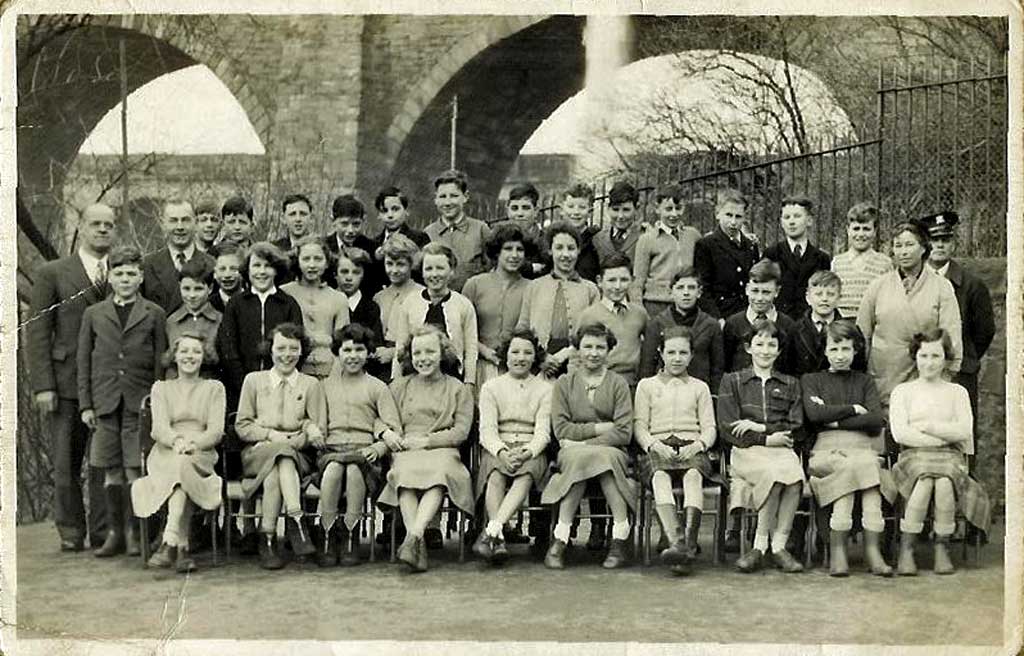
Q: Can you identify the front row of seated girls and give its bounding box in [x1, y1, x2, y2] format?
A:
[132, 317, 988, 577]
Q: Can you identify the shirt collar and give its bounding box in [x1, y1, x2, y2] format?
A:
[655, 221, 679, 236]
[421, 288, 451, 305]
[746, 305, 778, 324]
[253, 286, 277, 303]
[347, 289, 363, 312]
[78, 248, 108, 277]
[169, 243, 196, 263]
[601, 297, 628, 314]
[112, 296, 136, 308]
[170, 301, 218, 323]
[656, 371, 689, 384]
[786, 237, 809, 254]
[936, 262, 950, 278]
[270, 368, 299, 388]
[738, 367, 782, 384]
[550, 269, 581, 283]
[439, 215, 467, 233]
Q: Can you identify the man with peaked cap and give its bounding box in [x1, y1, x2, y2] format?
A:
[922, 210, 996, 475]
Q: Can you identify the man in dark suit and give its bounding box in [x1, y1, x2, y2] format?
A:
[923, 211, 996, 472]
[141, 199, 214, 315]
[764, 196, 832, 318]
[694, 188, 761, 321]
[27, 203, 114, 551]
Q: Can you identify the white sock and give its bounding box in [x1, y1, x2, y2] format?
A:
[553, 522, 571, 543]
[753, 533, 769, 552]
[771, 531, 790, 554]
[485, 520, 503, 538]
[162, 526, 180, 547]
[611, 521, 631, 541]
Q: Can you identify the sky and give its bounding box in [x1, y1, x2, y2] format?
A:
[81, 53, 853, 175]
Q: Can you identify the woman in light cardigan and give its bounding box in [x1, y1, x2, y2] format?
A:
[390, 242, 478, 385]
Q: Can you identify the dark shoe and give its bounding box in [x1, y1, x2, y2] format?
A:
[149, 530, 163, 556]
[175, 547, 197, 573]
[669, 562, 692, 576]
[61, 538, 85, 553]
[285, 516, 316, 557]
[602, 538, 629, 569]
[683, 507, 702, 561]
[503, 524, 531, 545]
[587, 522, 607, 552]
[829, 530, 849, 577]
[94, 486, 125, 558]
[89, 533, 107, 550]
[723, 529, 741, 554]
[123, 486, 140, 557]
[897, 532, 918, 576]
[735, 548, 763, 573]
[491, 537, 509, 565]
[472, 532, 493, 561]
[258, 534, 285, 570]
[544, 539, 567, 569]
[424, 527, 444, 551]
[773, 549, 804, 573]
[864, 530, 893, 577]
[340, 530, 361, 567]
[659, 539, 689, 567]
[530, 536, 551, 560]
[656, 532, 670, 552]
[317, 525, 339, 567]
[237, 531, 260, 556]
[933, 538, 955, 575]
[147, 542, 176, 568]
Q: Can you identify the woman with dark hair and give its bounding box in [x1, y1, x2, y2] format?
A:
[235, 322, 326, 570]
[517, 221, 600, 380]
[541, 321, 636, 570]
[462, 224, 534, 388]
[717, 320, 806, 574]
[801, 320, 895, 577]
[132, 333, 225, 573]
[856, 220, 962, 409]
[378, 325, 474, 572]
[890, 328, 990, 576]
[472, 328, 552, 564]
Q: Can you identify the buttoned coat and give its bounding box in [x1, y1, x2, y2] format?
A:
[693, 228, 761, 319]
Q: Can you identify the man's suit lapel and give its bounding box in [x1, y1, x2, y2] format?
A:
[68, 255, 107, 303]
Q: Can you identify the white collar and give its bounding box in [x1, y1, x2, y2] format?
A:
[254, 286, 277, 304]
[270, 368, 299, 388]
[601, 297, 628, 314]
[655, 221, 680, 236]
[746, 305, 778, 324]
[168, 243, 196, 263]
[78, 248, 108, 279]
[347, 289, 362, 312]
[786, 237, 809, 253]
[935, 262, 950, 278]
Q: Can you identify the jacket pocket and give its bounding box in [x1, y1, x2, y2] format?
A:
[51, 346, 68, 361]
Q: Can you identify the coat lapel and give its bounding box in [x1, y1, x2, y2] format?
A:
[714, 230, 752, 270]
[122, 299, 149, 333]
[69, 254, 107, 303]
[155, 249, 180, 299]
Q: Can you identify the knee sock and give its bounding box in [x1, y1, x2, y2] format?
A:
[485, 520, 503, 539]
[861, 488, 884, 533]
[682, 470, 703, 510]
[651, 471, 674, 505]
[753, 532, 769, 552]
[553, 522, 571, 543]
[611, 521, 631, 541]
[900, 478, 934, 534]
[933, 478, 956, 536]
[830, 494, 855, 532]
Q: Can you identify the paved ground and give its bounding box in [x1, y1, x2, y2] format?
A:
[13, 519, 1005, 646]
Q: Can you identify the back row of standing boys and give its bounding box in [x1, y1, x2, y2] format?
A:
[29, 167, 995, 578]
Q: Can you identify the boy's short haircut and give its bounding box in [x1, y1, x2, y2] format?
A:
[599, 253, 632, 276]
[660, 324, 693, 347]
[716, 187, 748, 209]
[109, 245, 143, 270]
[748, 258, 782, 284]
[195, 200, 220, 215]
[178, 258, 214, 286]
[209, 240, 245, 260]
[743, 318, 785, 346]
[670, 266, 702, 288]
[339, 246, 373, 270]
[332, 322, 377, 354]
[563, 181, 594, 203]
[507, 183, 540, 206]
[607, 180, 639, 206]
[380, 232, 421, 267]
[374, 186, 409, 211]
[221, 195, 253, 219]
[245, 241, 290, 278]
[825, 319, 866, 354]
[782, 194, 815, 214]
[847, 201, 879, 224]
[545, 220, 582, 250]
[420, 241, 458, 270]
[807, 269, 842, 291]
[282, 193, 312, 213]
[332, 194, 365, 219]
[655, 183, 685, 204]
[433, 169, 469, 193]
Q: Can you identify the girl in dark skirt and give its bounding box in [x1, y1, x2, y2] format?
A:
[473, 328, 552, 564]
[634, 325, 717, 575]
[891, 328, 990, 576]
[312, 323, 402, 567]
[235, 323, 326, 569]
[801, 320, 895, 577]
[542, 322, 637, 570]
[378, 325, 475, 572]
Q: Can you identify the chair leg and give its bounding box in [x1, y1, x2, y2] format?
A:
[715, 490, 727, 565]
[458, 505, 466, 563]
[389, 509, 398, 563]
[368, 504, 376, 564]
[643, 493, 652, 566]
[210, 511, 219, 567]
[140, 514, 151, 567]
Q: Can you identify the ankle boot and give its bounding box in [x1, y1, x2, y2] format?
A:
[829, 530, 849, 577]
[286, 515, 316, 557]
[933, 535, 955, 575]
[544, 539, 567, 569]
[123, 486, 140, 557]
[340, 527, 361, 567]
[897, 531, 918, 576]
[683, 507, 702, 561]
[147, 542, 176, 568]
[258, 533, 285, 570]
[864, 530, 893, 577]
[94, 486, 125, 558]
[602, 538, 629, 569]
[175, 546, 197, 573]
[317, 523, 339, 567]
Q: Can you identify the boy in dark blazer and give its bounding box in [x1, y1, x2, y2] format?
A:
[694, 188, 761, 321]
[370, 186, 430, 287]
[27, 202, 114, 552]
[77, 245, 167, 558]
[764, 195, 831, 319]
[142, 199, 215, 314]
[592, 180, 644, 271]
[327, 194, 380, 293]
[789, 270, 862, 376]
[271, 193, 315, 285]
[722, 259, 797, 374]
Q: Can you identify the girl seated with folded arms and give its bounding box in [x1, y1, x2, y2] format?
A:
[634, 325, 717, 575]
[235, 323, 326, 570]
[132, 333, 225, 574]
[890, 328, 990, 576]
[377, 325, 475, 572]
[717, 319, 806, 574]
[473, 328, 552, 565]
[542, 321, 637, 570]
[281, 236, 350, 379]
[801, 320, 894, 577]
[313, 323, 402, 567]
